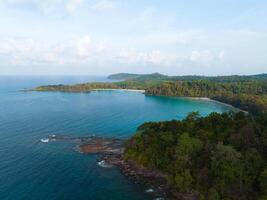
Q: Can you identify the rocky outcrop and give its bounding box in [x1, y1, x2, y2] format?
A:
[79, 137, 200, 200]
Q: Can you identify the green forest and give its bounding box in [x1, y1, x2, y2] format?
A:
[124, 112, 267, 200]
[108, 72, 267, 82]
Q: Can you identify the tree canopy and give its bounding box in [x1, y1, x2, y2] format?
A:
[124, 112, 267, 200]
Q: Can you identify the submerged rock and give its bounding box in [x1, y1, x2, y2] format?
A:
[79, 137, 124, 154]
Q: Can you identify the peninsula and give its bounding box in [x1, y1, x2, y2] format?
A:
[78, 111, 267, 200]
[33, 73, 267, 114]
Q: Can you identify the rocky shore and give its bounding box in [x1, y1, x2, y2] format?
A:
[40, 135, 200, 199]
[79, 137, 124, 154]
[79, 137, 200, 200]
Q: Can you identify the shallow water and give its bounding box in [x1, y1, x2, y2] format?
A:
[0, 76, 235, 200]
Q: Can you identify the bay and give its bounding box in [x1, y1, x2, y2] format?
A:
[0, 76, 236, 200]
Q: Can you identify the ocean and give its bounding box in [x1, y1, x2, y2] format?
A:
[0, 76, 235, 200]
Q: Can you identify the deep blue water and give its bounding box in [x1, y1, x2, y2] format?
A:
[0, 76, 236, 200]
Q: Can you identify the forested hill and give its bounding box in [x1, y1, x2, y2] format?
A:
[124, 111, 267, 200]
[108, 72, 267, 82]
[108, 72, 167, 80]
[108, 73, 149, 80]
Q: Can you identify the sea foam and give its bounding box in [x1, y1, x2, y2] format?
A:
[97, 160, 113, 168]
[40, 138, 49, 143]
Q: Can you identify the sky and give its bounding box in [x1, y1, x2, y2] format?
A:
[0, 0, 267, 76]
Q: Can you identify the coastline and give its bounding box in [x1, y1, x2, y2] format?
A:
[30, 85, 247, 113]
[92, 88, 145, 93]
[178, 96, 248, 113]
[95, 89, 245, 113]
[205, 98, 248, 113]
[145, 93, 247, 114]
[30, 84, 246, 113]
[78, 137, 197, 200]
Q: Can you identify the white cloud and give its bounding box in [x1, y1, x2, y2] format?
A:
[189, 50, 214, 63]
[0, 37, 62, 64]
[76, 36, 92, 58]
[0, 35, 227, 67]
[175, 30, 203, 45]
[116, 48, 140, 64]
[143, 50, 164, 64]
[91, 0, 116, 11]
[0, 36, 106, 65]
[116, 48, 179, 65]
[138, 7, 157, 21]
[65, 0, 83, 13]
[218, 51, 225, 61]
[188, 50, 226, 64]
[2, 0, 84, 15]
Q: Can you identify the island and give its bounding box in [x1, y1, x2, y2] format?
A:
[32, 73, 267, 200]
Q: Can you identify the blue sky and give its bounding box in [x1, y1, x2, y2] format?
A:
[0, 0, 266, 75]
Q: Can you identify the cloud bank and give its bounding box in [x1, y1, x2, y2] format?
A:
[0, 0, 266, 75]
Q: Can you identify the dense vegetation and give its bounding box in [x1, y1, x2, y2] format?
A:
[145, 80, 267, 114]
[34, 79, 166, 91]
[124, 112, 267, 200]
[34, 82, 121, 92]
[108, 72, 267, 82]
[108, 73, 145, 80]
[110, 73, 267, 199]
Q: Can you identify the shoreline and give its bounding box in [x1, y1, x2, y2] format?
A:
[29, 86, 247, 113]
[41, 135, 200, 199]
[28, 88, 146, 93]
[92, 88, 145, 93]
[145, 93, 247, 113]
[78, 137, 199, 200]
[178, 96, 248, 113]
[101, 155, 199, 200]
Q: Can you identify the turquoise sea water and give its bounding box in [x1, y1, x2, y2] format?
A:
[0, 76, 236, 200]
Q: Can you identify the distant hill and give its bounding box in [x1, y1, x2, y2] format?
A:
[108, 72, 267, 82]
[107, 73, 143, 80]
[107, 72, 167, 80]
